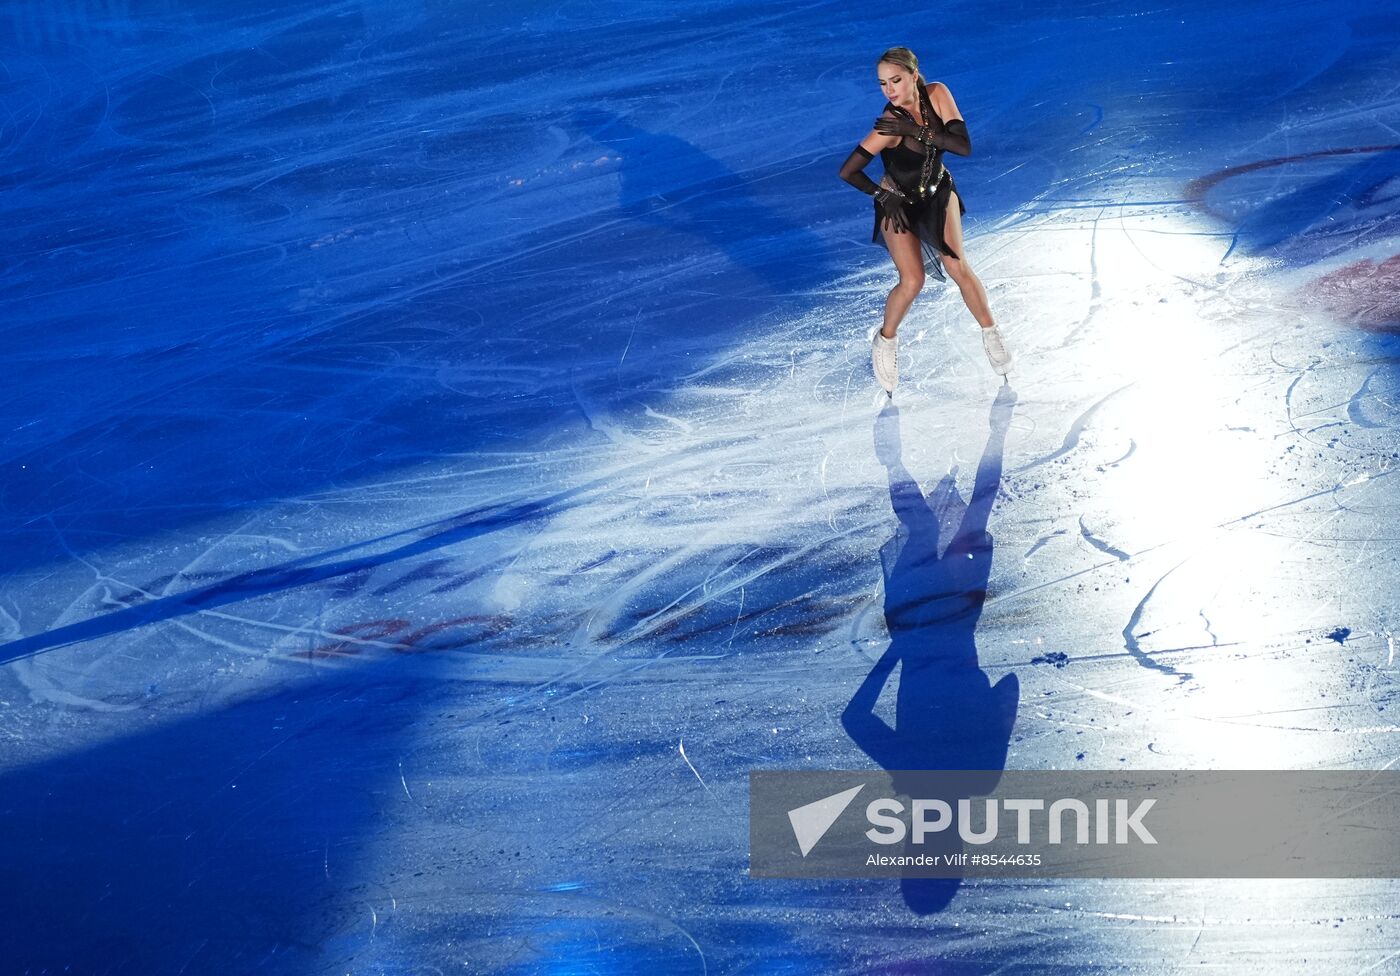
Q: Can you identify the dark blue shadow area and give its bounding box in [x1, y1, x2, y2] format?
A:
[843, 390, 1020, 915]
[1168, 8, 1400, 268]
[498, 918, 848, 976]
[4, 0, 1399, 582]
[0, 449, 656, 665]
[0, 654, 439, 975]
[0, 2, 850, 578]
[1235, 147, 1400, 255]
[570, 109, 839, 299]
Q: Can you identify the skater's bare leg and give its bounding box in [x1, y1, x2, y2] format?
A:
[941, 192, 995, 329]
[881, 227, 924, 339]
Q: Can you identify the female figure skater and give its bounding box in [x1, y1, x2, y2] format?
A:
[839, 47, 1010, 393]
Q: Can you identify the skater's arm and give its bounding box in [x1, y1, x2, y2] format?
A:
[838, 145, 881, 195]
[841, 644, 900, 764]
[873, 92, 971, 156]
[869, 109, 903, 154]
[887, 469, 930, 533]
[839, 138, 912, 231]
[928, 82, 963, 125]
[838, 117, 899, 194]
[925, 82, 972, 156]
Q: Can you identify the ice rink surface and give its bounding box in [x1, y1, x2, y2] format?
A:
[4, 0, 1400, 972]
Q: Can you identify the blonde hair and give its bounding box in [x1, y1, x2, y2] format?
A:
[877, 46, 934, 120]
[878, 46, 922, 83]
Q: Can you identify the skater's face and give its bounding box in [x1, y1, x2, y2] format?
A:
[878, 62, 917, 106]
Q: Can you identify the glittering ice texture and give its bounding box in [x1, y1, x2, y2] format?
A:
[4, 0, 1400, 972]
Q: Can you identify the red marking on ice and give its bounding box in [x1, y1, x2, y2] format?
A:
[1185, 144, 1400, 221]
[292, 615, 510, 659]
[294, 618, 411, 659]
[1304, 253, 1400, 331]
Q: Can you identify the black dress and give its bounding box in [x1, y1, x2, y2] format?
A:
[872, 102, 967, 281]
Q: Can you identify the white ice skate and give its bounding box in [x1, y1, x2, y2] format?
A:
[981, 325, 1012, 376]
[872, 330, 898, 394]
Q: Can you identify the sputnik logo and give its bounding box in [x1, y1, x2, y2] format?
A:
[788, 784, 864, 856]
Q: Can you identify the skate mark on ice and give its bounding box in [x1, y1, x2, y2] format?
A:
[1078, 516, 1130, 561]
[1346, 368, 1386, 429]
[1121, 559, 1195, 681]
[1281, 359, 1320, 440]
[1357, 948, 1400, 976]
[1063, 205, 1106, 344]
[677, 739, 716, 801]
[1002, 467, 1396, 615]
[1012, 383, 1133, 473]
[1102, 439, 1136, 468]
[1227, 466, 1396, 525]
[1199, 609, 1220, 647]
[1023, 528, 1067, 560]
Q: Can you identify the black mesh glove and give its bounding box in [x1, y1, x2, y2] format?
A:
[839, 146, 880, 195]
[875, 187, 912, 233]
[840, 145, 911, 232]
[873, 115, 925, 140]
[933, 119, 972, 156]
[874, 115, 972, 156]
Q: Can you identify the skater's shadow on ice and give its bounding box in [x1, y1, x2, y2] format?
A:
[571, 109, 836, 296]
[843, 388, 1020, 915]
